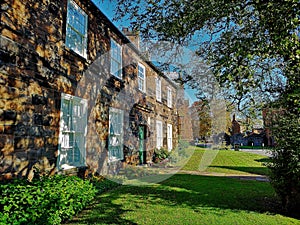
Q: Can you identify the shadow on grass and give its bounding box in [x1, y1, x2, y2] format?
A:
[66, 174, 287, 225]
[65, 189, 138, 225]
[208, 166, 270, 176]
[141, 174, 278, 213]
[255, 157, 272, 163]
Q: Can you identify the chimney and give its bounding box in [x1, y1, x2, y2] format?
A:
[122, 27, 140, 50]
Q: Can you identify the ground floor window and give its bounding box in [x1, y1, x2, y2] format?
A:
[167, 123, 173, 151]
[58, 93, 88, 169]
[156, 120, 163, 149]
[108, 107, 124, 162]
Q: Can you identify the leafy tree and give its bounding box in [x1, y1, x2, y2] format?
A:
[112, 0, 300, 212]
[190, 100, 212, 140]
[114, 0, 299, 107]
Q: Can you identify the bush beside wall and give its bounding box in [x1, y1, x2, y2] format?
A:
[0, 175, 98, 225]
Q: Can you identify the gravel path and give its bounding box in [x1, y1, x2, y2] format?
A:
[238, 149, 273, 157]
[179, 170, 270, 182]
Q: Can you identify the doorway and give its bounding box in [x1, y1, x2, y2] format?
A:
[138, 125, 147, 164]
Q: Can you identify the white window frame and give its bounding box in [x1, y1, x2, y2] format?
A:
[156, 77, 161, 102]
[167, 87, 172, 108]
[65, 0, 88, 58]
[108, 107, 124, 162]
[110, 39, 122, 78]
[138, 63, 146, 92]
[156, 120, 163, 149]
[167, 123, 173, 151]
[58, 93, 88, 170]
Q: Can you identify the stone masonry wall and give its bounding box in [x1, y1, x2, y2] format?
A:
[0, 0, 179, 179]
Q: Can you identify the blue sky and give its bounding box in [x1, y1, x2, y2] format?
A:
[92, 0, 199, 104]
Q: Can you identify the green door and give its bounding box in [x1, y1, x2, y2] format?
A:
[139, 126, 144, 164]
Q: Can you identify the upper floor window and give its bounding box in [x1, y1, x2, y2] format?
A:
[110, 39, 122, 78]
[65, 0, 88, 58]
[138, 63, 146, 92]
[156, 77, 161, 102]
[167, 87, 172, 108]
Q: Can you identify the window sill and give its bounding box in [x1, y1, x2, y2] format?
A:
[108, 158, 123, 164]
[64, 45, 89, 63]
[110, 73, 123, 80]
[57, 165, 88, 176]
[138, 89, 147, 95]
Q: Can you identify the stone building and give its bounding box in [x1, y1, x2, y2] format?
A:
[164, 72, 193, 142]
[0, 0, 179, 179]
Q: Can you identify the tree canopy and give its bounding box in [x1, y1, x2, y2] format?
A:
[112, 0, 300, 212]
[114, 0, 299, 113]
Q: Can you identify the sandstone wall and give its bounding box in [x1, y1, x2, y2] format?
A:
[0, 0, 179, 179]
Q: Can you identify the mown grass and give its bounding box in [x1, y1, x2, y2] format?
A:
[66, 174, 299, 225]
[65, 148, 300, 225]
[182, 147, 270, 175]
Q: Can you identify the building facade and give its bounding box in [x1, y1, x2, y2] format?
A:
[0, 0, 179, 179]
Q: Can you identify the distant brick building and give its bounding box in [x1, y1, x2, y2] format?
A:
[0, 0, 179, 179]
[231, 114, 241, 135]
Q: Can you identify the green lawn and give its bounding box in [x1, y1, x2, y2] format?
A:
[182, 148, 270, 175]
[66, 175, 299, 225]
[65, 148, 300, 225]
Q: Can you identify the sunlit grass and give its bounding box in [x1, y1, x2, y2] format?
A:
[66, 174, 298, 225]
[65, 147, 299, 225]
[182, 148, 270, 175]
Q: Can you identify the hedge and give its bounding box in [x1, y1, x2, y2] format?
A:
[0, 175, 97, 225]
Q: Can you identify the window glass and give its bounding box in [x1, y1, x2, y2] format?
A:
[110, 39, 122, 78]
[167, 87, 172, 108]
[108, 108, 124, 161]
[65, 0, 88, 58]
[156, 77, 161, 101]
[58, 93, 88, 169]
[156, 120, 163, 149]
[138, 63, 146, 92]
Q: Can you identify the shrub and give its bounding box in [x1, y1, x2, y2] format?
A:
[267, 113, 300, 215]
[0, 175, 97, 225]
[153, 147, 170, 162]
